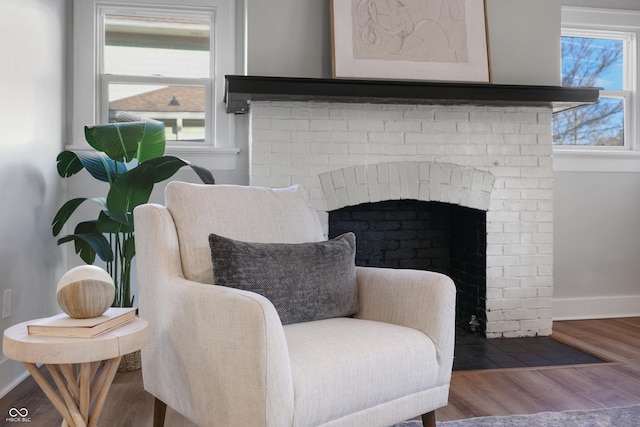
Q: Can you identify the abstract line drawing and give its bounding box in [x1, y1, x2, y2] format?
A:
[352, 0, 469, 63]
[331, 0, 489, 82]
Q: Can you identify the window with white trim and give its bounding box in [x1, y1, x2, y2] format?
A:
[554, 7, 638, 155]
[554, 31, 630, 147]
[72, 0, 239, 162]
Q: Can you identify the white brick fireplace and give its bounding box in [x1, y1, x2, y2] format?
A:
[225, 75, 598, 338]
[247, 100, 553, 338]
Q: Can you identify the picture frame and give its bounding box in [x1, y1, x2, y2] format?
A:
[330, 0, 491, 83]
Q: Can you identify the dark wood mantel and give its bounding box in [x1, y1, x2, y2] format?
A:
[224, 75, 599, 114]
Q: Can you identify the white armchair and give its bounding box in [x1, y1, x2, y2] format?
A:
[134, 182, 456, 427]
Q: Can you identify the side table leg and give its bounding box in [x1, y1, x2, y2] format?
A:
[79, 363, 91, 420]
[59, 364, 80, 401]
[25, 361, 121, 427]
[22, 363, 76, 426]
[88, 356, 121, 427]
[47, 364, 86, 426]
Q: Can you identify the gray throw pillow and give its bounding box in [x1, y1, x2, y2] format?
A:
[208, 232, 358, 325]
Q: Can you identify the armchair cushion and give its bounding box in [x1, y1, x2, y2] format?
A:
[209, 232, 358, 324]
[165, 183, 325, 284]
[284, 317, 440, 427]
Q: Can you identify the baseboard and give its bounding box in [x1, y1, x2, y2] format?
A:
[553, 295, 640, 321]
[0, 357, 29, 399]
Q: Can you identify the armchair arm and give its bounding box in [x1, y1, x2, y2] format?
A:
[355, 266, 456, 385]
[134, 204, 294, 427]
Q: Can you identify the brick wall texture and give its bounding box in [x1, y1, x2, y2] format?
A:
[248, 101, 554, 338]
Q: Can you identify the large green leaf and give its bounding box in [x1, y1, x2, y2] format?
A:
[105, 163, 156, 215]
[57, 221, 113, 264]
[56, 151, 84, 177]
[85, 123, 140, 163]
[132, 124, 166, 163]
[114, 112, 166, 162]
[84, 114, 166, 163]
[188, 162, 215, 185]
[143, 156, 188, 183]
[142, 156, 215, 184]
[97, 211, 134, 233]
[56, 150, 127, 183]
[52, 197, 107, 237]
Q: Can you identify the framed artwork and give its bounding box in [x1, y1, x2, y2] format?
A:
[330, 0, 491, 82]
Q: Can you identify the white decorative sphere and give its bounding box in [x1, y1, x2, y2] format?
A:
[56, 265, 115, 318]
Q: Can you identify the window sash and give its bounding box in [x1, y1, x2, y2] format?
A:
[554, 91, 629, 150]
[101, 74, 213, 148]
[97, 4, 214, 79]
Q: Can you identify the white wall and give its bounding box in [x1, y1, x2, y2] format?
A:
[0, 0, 67, 396]
[554, 172, 640, 319]
[247, 0, 561, 85]
[247, 0, 332, 78]
[485, 0, 560, 85]
[552, 0, 640, 319]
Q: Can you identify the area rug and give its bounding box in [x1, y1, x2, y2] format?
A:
[392, 404, 640, 427]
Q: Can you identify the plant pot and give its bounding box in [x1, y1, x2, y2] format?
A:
[118, 349, 141, 372]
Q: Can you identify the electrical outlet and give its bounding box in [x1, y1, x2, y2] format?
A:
[2, 289, 11, 319]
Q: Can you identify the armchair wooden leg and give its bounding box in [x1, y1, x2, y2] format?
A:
[153, 398, 167, 427]
[421, 410, 436, 427]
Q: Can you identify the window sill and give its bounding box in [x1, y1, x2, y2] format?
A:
[553, 148, 640, 172]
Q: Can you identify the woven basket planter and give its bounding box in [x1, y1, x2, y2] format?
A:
[118, 349, 142, 372]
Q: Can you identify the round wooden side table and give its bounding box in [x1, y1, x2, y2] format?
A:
[3, 316, 149, 427]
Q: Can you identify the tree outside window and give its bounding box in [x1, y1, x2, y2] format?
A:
[553, 33, 629, 147]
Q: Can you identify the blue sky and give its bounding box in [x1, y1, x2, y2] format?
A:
[562, 36, 623, 90]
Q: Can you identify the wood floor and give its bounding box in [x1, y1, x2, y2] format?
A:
[2, 317, 640, 426]
[440, 317, 640, 421]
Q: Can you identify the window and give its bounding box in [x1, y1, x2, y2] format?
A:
[555, 7, 639, 158]
[554, 31, 631, 148]
[72, 0, 240, 166]
[101, 11, 211, 144]
[555, 33, 627, 147]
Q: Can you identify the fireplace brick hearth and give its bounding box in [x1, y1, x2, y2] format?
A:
[246, 100, 554, 338]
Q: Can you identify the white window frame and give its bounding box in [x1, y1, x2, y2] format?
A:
[555, 7, 640, 172]
[72, 0, 241, 169]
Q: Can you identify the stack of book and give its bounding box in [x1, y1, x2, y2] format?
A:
[27, 307, 137, 338]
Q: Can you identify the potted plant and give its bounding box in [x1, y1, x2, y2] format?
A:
[52, 112, 214, 309]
